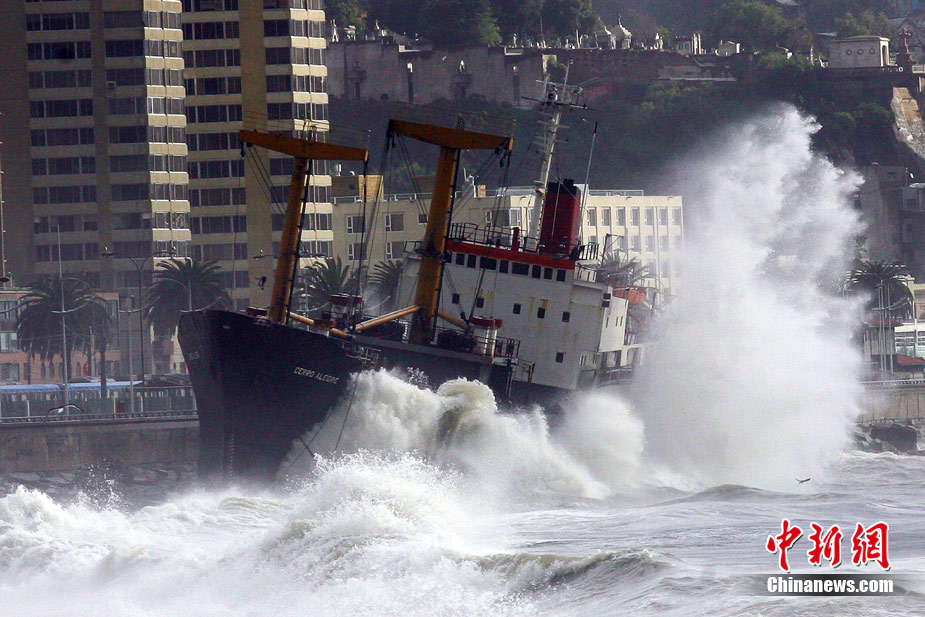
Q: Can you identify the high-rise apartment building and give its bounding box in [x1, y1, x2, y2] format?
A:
[0, 0, 191, 376]
[181, 0, 333, 310]
[0, 0, 334, 378]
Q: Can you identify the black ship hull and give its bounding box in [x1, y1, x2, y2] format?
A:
[178, 309, 512, 480]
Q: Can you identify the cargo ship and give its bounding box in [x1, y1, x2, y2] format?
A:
[178, 100, 648, 480]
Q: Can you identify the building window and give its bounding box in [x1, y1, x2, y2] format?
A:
[499, 260, 509, 273]
[616, 207, 626, 226]
[385, 241, 404, 260]
[555, 352, 564, 363]
[418, 212, 427, 224]
[658, 208, 667, 225]
[543, 267, 553, 280]
[602, 208, 611, 227]
[556, 269, 566, 282]
[513, 303, 521, 314]
[384, 212, 404, 232]
[512, 262, 529, 275]
[645, 208, 654, 225]
[347, 243, 366, 261]
[672, 208, 681, 225]
[531, 265, 541, 278]
[630, 208, 639, 226]
[586, 208, 596, 226]
[645, 236, 654, 251]
[562, 311, 570, 322]
[476, 297, 484, 308]
[451, 293, 460, 304]
[466, 255, 476, 268]
[346, 215, 365, 234]
[537, 307, 546, 319]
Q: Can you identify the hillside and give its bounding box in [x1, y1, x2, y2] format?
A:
[331, 59, 900, 199]
[592, 0, 902, 35]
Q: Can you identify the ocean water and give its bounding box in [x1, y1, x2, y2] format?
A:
[2, 107, 922, 615]
[0, 377, 922, 616]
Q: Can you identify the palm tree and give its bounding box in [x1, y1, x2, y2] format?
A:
[146, 259, 231, 338]
[848, 260, 913, 319]
[296, 257, 364, 313]
[16, 276, 110, 383]
[368, 260, 405, 311]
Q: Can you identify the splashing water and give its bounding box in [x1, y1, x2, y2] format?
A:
[287, 370, 644, 501]
[293, 107, 864, 494]
[633, 106, 864, 490]
[0, 106, 899, 617]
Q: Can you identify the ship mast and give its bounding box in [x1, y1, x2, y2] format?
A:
[388, 104, 514, 345]
[238, 125, 368, 324]
[526, 64, 585, 239]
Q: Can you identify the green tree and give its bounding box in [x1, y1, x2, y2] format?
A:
[367, 0, 421, 36]
[848, 260, 913, 320]
[834, 10, 893, 38]
[540, 0, 598, 42]
[326, 0, 366, 29]
[297, 257, 364, 311]
[16, 276, 110, 383]
[703, 0, 807, 52]
[146, 260, 230, 338]
[368, 260, 405, 311]
[420, 0, 501, 47]
[490, 0, 542, 40]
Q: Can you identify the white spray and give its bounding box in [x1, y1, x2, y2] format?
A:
[633, 106, 865, 490]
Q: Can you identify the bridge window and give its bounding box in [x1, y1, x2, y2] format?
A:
[562, 311, 570, 322]
[532, 265, 541, 278]
[512, 262, 529, 275]
[451, 293, 460, 304]
[467, 255, 476, 268]
[537, 307, 546, 319]
[476, 297, 484, 308]
[480, 257, 497, 270]
[556, 269, 566, 282]
[499, 260, 509, 273]
[455, 253, 465, 265]
[555, 352, 564, 363]
[543, 267, 553, 280]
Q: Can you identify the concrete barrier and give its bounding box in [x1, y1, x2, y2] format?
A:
[0, 417, 198, 473]
[859, 384, 925, 424]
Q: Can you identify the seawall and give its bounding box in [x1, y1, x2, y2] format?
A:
[0, 416, 198, 473]
[858, 382, 925, 424]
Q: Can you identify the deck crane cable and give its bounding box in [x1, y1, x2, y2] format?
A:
[244, 146, 285, 216]
[353, 137, 387, 302]
[468, 148, 512, 325]
[445, 147, 504, 218]
[393, 134, 429, 219]
[285, 159, 313, 318]
[487, 149, 513, 310]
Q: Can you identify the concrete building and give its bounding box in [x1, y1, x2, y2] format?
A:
[330, 177, 683, 297]
[0, 0, 191, 376]
[327, 37, 549, 107]
[854, 164, 925, 279]
[827, 36, 891, 70]
[181, 0, 333, 311]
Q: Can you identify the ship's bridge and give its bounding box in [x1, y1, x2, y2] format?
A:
[444, 222, 599, 276]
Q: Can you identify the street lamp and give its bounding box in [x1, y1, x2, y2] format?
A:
[101, 248, 174, 380]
